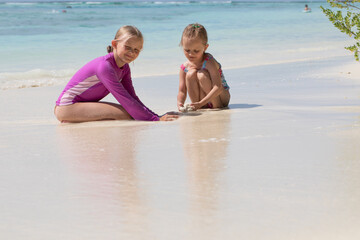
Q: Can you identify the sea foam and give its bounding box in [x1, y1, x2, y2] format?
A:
[0, 69, 75, 90]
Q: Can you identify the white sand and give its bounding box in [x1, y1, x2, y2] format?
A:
[0, 56, 360, 239]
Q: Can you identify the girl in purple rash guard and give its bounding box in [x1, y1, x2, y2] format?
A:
[55, 26, 178, 123]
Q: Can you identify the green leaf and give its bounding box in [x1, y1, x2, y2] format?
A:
[322, 0, 360, 61]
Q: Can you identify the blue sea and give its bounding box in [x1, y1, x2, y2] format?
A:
[0, 0, 351, 89]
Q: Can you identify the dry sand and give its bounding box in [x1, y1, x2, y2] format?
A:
[0, 56, 360, 239]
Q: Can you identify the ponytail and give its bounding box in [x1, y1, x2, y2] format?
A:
[107, 45, 113, 53]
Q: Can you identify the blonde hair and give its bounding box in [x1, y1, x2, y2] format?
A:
[107, 25, 144, 53]
[180, 23, 208, 46]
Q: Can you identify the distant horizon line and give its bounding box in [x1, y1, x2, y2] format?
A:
[0, 0, 326, 3]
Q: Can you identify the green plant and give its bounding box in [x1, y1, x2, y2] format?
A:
[321, 0, 360, 61]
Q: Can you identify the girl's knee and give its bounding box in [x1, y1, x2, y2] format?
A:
[185, 70, 199, 89]
[54, 105, 75, 122]
[186, 69, 198, 80]
[54, 106, 65, 122]
[197, 69, 210, 78]
[197, 69, 210, 83]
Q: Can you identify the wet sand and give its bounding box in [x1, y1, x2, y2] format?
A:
[0, 56, 360, 239]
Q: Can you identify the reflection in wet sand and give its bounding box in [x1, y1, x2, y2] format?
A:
[55, 123, 153, 238]
[179, 111, 232, 239]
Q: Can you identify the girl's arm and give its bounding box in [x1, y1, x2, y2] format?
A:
[177, 69, 187, 111]
[97, 62, 160, 121]
[196, 58, 224, 108]
[121, 67, 159, 117]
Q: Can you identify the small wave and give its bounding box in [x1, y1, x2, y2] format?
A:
[0, 69, 75, 90]
[85, 2, 104, 5]
[47, 9, 60, 14]
[0, 0, 264, 7]
[152, 1, 190, 4]
[4, 2, 37, 5]
[198, 137, 229, 143]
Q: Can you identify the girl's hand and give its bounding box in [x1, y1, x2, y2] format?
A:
[190, 102, 202, 111]
[159, 113, 180, 121]
[177, 102, 184, 111]
[187, 64, 202, 72]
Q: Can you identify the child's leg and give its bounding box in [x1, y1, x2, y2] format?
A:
[185, 69, 201, 103]
[219, 89, 231, 108]
[197, 70, 224, 108]
[54, 102, 132, 123]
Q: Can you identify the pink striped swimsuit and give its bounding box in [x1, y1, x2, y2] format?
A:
[56, 53, 159, 121]
[180, 53, 230, 91]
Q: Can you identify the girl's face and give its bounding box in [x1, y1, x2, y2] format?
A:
[182, 37, 208, 63]
[112, 36, 143, 67]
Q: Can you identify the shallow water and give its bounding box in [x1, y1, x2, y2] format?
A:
[0, 0, 351, 89]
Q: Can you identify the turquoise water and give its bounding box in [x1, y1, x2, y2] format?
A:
[0, 1, 351, 89]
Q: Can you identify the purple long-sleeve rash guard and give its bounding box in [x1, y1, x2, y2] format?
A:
[56, 53, 160, 121]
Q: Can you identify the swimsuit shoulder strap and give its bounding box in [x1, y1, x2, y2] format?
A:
[180, 64, 188, 73]
[202, 53, 213, 69]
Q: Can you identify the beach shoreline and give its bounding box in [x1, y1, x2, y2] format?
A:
[1, 55, 359, 123]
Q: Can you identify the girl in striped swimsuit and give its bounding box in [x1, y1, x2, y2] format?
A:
[177, 23, 230, 112]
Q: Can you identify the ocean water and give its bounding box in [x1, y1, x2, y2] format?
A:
[0, 0, 351, 89]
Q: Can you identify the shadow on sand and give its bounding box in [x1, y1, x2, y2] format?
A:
[167, 103, 262, 117]
[228, 103, 262, 109]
